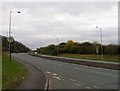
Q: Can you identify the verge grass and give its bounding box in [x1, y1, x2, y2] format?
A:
[2, 53, 27, 89]
[59, 54, 119, 62]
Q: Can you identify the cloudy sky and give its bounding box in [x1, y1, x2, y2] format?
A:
[1, 2, 118, 49]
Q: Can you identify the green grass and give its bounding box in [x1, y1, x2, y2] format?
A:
[58, 54, 120, 62]
[2, 53, 28, 89]
[0, 55, 2, 90]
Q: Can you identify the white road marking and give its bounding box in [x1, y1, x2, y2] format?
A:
[85, 87, 91, 89]
[77, 81, 86, 85]
[46, 71, 51, 74]
[93, 85, 97, 88]
[74, 83, 82, 86]
[53, 76, 61, 80]
[70, 79, 87, 86]
[52, 73, 58, 76]
[70, 79, 76, 82]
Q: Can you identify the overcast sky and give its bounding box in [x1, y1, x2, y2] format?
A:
[1, 2, 118, 49]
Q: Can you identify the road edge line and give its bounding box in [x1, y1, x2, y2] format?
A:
[37, 68, 50, 91]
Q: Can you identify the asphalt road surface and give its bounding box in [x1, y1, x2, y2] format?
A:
[12, 53, 118, 89]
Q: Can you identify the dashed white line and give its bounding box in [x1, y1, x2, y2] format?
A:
[77, 81, 86, 85]
[52, 73, 58, 76]
[93, 85, 97, 88]
[85, 87, 91, 89]
[46, 71, 51, 74]
[74, 83, 82, 86]
[70, 79, 76, 82]
[70, 79, 88, 87]
[70, 79, 86, 85]
[53, 76, 61, 80]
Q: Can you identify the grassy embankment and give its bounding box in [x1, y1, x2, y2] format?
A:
[59, 54, 119, 62]
[2, 53, 28, 89]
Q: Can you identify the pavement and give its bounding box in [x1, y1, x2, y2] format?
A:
[12, 55, 46, 89]
[12, 53, 118, 90]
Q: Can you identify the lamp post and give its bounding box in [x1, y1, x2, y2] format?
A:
[96, 27, 103, 60]
[8, 11, 21, 62]
[53, 35, 58, 56]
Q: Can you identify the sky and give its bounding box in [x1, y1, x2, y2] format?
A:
[1, 2, 118, 49]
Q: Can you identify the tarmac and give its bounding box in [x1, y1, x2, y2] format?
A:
[13, 56, 46, 90]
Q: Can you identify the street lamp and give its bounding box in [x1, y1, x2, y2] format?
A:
[96, 26, 103, 60]
[8, 11, 21, 62]
[53, 35, 58, 56]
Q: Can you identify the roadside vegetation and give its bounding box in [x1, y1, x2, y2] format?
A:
[2, 36, 30, 53]
[58, 54, 119, 62]
[2, 52, 28, 89]
[37, 40, 119, 62]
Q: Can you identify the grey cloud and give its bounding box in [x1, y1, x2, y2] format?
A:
[1, 2, 118, 49]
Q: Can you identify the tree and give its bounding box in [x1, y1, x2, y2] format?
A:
[2, 36, 30, 53]
[59, 42, 66, 54]
[40, 47, 47, 54]
[46, 44, 56, 55]
[104, 44, 118, 55]
[39, 40, 119, 55]
[64, 40, 74, 53]
[69, 43, 79, 53]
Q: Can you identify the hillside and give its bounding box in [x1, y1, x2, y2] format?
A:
[2, 36, 30, 53]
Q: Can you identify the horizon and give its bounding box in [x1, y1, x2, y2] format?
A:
[2, 35, 119, 50]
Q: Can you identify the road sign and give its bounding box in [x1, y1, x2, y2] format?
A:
[96, 47, 99, 54]
[7, 36, 14, 44]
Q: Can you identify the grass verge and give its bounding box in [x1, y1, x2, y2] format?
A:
[2, 53, 28, 89]
[58, 54, 119, 62]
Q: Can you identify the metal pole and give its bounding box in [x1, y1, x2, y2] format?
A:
[56, 36, 58, 56]
[9, 11, 12, 62]
[100, 28, 103, 60]
[8, 11, 21, 62]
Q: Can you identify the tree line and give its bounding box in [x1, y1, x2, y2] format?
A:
[2, 36, 30, 53]
[38, 40, 119, 56]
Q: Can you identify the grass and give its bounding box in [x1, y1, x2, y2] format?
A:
[2, 52, 28, 89]
[0, 55, 2, 90]
[58, 54, 120, 62]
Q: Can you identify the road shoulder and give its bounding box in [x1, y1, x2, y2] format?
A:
[12, 56, 46, 89]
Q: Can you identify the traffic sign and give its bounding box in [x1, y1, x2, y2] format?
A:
[7, 36, 14, 43]
[96, 47, 99, 54]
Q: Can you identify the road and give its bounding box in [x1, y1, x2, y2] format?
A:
[12, 53, 118, 89]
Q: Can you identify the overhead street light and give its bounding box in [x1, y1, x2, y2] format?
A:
[8, 11, 21, 62]
[96, 26, 103, 60]
[17, 11, 21, 13]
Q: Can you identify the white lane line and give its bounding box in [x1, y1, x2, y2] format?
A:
[75, 67, 118, 77]
[52, 73, 58, 76]
[77, 81, 86, 85]
[85, 87, 91, 89]
[75, 83, 82, 86]
[46, 71, 51, 74]
[93, 85, 97, 88]
[70, 79, 87, 85]
[70, 79, 76, 82]
[53, 76, 61, 80]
